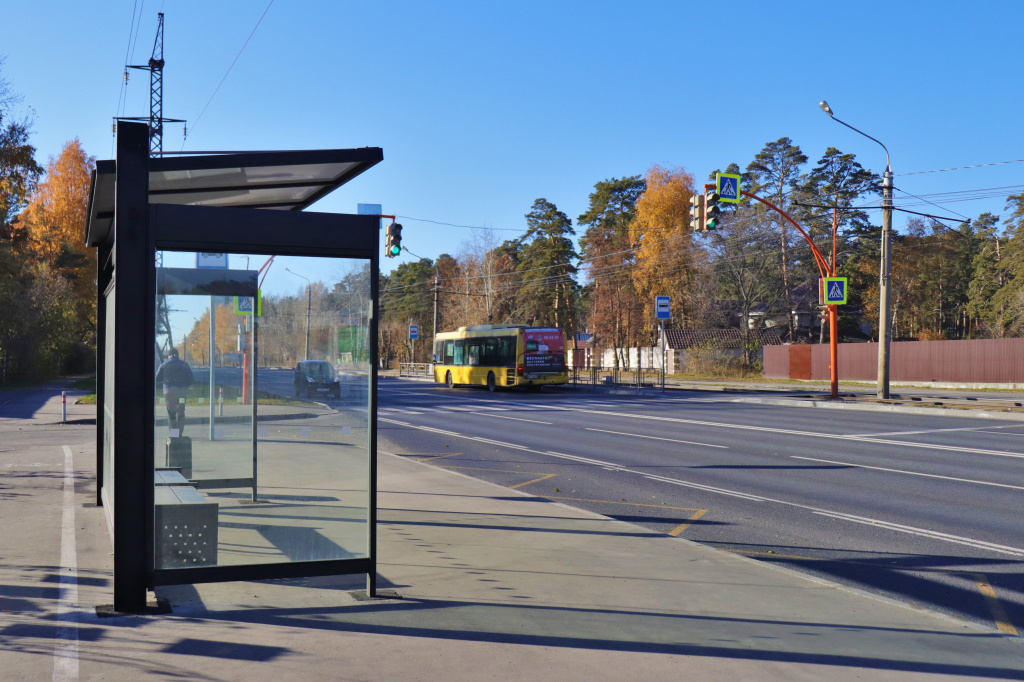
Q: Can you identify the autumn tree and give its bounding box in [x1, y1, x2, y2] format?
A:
[16, 139, 96, 341]
[629, 165, 703, 332]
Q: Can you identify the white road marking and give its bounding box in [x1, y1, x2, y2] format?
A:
[381, 417, 1024, 557]
[54, 445, 79, 682]
[512, 403, 1024, 460]
[792, 455, 1024, 491]
[586, 428, 728, 449]
[811, 510, 1024, 557]
[470, 412, 552, 425]
[854, 424, 1024, 437]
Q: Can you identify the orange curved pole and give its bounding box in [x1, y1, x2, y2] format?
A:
[740, 190, 832, 279]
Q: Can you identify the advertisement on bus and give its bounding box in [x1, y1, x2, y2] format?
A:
[522, 328, 566, 374]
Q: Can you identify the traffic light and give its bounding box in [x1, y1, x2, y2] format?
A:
[704, 190, 721, 231]
[384, 223, 394, 257]
[689, 194, 704, 231]
[389, 223, 403, 257]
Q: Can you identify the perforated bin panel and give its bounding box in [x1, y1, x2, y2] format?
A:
[155, 486, 219, 568]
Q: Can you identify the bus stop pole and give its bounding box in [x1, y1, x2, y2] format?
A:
[210, 296, 216, 440]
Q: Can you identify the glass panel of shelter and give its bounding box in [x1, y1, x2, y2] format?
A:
[154, 251, 371, 571]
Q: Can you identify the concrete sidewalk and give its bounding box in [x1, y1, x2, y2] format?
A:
[2, 397, 1023, 680]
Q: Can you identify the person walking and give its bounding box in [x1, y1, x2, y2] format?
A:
[156, 348, 193, 436]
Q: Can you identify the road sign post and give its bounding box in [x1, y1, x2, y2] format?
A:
[409, 324, 418, 363]
[655, 296, 670, 375]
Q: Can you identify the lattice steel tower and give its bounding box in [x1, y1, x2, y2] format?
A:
[123, 13, 185, 155]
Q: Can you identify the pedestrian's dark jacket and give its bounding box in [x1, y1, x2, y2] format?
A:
[156, 357, 193, 390]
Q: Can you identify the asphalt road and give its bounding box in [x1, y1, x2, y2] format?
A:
[376, 377, 1024, 635]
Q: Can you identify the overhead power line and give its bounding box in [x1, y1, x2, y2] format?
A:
[897, 159, 1024, 176]
[396, 215, 524, 232]
[182, 0, 275, 148]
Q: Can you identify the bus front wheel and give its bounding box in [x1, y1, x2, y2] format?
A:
[446, 371, 455, 389]
[487, 372, 497, 392]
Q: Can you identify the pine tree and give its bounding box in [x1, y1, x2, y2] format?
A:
[516, 199, 579, 336]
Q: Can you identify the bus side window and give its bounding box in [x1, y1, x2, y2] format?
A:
[453, 339, 465, 366]
[467, 344, 480, 366]
[500, 337, 516, 366]
[444, 341, 455, 365]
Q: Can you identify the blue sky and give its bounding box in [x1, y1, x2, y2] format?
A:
[4, 1, 1023, 278]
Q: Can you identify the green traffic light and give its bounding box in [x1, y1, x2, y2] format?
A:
[388, 245, 401, 256]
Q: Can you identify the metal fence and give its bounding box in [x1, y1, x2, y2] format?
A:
[571, 365, 665, 389]
[764, 338, 1024, 384]
[399, 363, 434, 378]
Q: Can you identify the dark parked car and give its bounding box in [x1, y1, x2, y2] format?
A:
[293, 360, 341, 399]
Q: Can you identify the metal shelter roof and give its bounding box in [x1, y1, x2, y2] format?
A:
[85, 146, 383, 247]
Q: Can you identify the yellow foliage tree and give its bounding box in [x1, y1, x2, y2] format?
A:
[15, 138, 97, 351]
[17, 139, 96, 310]
[629, 165, 702, 329]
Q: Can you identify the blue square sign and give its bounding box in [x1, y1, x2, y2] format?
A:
[823, 277, 848, 305]
[655, 296, 670, 319]
[717, 173, 741, 204]
[409, 324, 419, 339]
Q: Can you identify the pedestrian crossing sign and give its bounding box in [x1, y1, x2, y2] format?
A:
[717, 172, 742, 204]
[822, 277, 848, 305]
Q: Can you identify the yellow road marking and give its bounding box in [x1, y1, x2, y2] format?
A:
[416, 453, 464, 462]
[432, 464, 557, 489]
[543, 496, 702, 512]
[668, 509, 708, 537]
[509, 473, 557, 489]
[726, 549, 827, 561]
[974, 573, 1019, 635]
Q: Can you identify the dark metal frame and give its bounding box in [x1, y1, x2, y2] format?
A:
[92, 122, 382, 611]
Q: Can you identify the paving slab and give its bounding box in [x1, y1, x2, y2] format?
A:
[1, 397, 1023, 681]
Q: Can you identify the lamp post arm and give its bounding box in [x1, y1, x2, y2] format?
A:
[830, 116, 891, 172]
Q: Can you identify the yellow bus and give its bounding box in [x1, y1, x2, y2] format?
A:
[432, 325, 569, 391]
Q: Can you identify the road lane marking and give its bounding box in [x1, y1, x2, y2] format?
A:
[642, 474, 768, 502]
[854, 424, 1024, 437]
[791, 455, 1024, 491]
[586, 427, 727, 449]
[471, 412, 553, 425]
[54, 445, 79, 682]
[811, 511, 1024, 557]
[509, 473, 558, 489]
[668, 509, 708, 536]
[382, 417, 1024, 556]
[515, 403, 1024, 460]
[974, 573, 1019, 635]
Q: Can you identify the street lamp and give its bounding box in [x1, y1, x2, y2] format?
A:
[285, 268, 312, 361]
[819, 100, 894, 399]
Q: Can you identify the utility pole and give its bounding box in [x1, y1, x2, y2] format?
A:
[878, 168, 894, 398]
[432, 274, 440, 342]
[819, 101, 892, 399]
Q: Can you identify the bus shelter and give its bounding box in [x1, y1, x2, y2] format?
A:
[85, 121, 384, 612]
